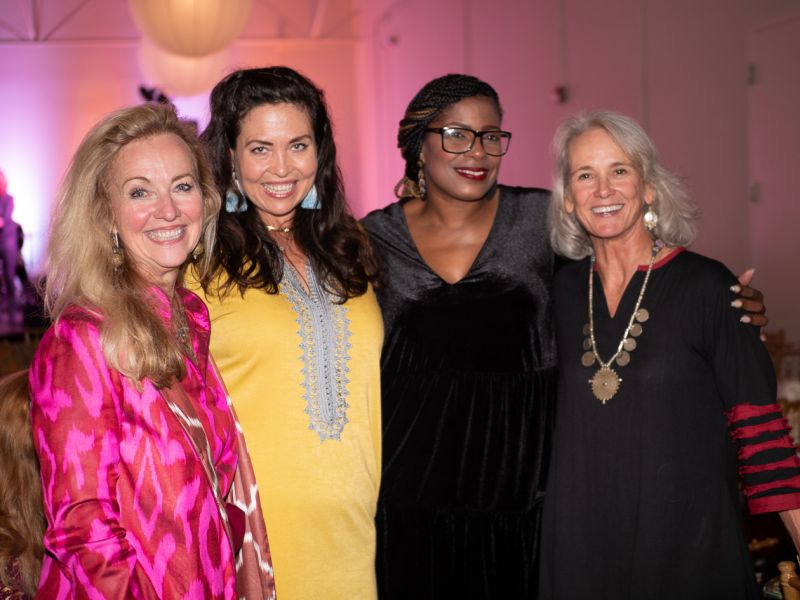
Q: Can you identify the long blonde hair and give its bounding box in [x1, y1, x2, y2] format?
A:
[44, 104, 221, 387]
[0, 370, 44, 597]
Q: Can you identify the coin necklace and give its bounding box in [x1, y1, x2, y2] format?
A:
[581, 242, 659, 404]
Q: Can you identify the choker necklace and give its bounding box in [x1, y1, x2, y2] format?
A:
[581, 242, 659, 404]
[266, 224, 292, 233]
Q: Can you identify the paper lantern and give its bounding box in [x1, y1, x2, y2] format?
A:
[138, 38, 230, 97]
[129, 0, 252, 57]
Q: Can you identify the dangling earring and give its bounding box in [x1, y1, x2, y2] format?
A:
[225, 190, 243, 213]
[111, 232, 124, 269]
[417, 158, 427, 198]
[643, 204, 658, 232]
[300, 184, 320, 209]
[192, 241, 205, 261]
[225, 166, 247, 213]
[233, 167, 246, 197]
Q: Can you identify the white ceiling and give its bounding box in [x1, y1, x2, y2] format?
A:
[0, 0, 359, 43]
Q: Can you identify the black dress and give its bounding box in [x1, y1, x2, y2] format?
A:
[362, 185, 558, 599]
[539, 249, 800, 600]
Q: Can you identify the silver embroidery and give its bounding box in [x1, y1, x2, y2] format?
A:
[280, 260, 351, 441]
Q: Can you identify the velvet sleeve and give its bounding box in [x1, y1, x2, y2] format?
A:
[29, 317, 160, 599]
[702, 265, 800, 514]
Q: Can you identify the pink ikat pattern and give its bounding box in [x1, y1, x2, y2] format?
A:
[29, 288, 239, 599]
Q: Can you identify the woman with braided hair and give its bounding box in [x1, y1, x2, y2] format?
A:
[362, 74, 554, 598]
[362, 75, 768, 598]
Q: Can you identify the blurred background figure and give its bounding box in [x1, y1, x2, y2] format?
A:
[0, 171, 21, 325]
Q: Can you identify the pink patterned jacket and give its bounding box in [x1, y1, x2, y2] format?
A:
[29, 288, 238, 599]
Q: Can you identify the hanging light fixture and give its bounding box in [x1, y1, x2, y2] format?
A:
[129, 0, 252, 57]
[138, 38, 229, 97]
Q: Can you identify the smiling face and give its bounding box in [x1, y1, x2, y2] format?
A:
[232, 102, 318, 229]
[109, 133, 204, 291]
[565, 127, 654, 247]
[420, 95, 503, 203]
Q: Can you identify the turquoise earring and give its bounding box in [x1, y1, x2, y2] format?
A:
[301, 185, 320, 210]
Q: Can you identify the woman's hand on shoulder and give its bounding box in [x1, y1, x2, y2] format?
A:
[731, 268, 768, 334]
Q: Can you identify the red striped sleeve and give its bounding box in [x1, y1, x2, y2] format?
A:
[727, 403, 783, 424]
[730, 418, 792, 441]
[749, 492, 800, 515]
[726, 402, 800, 513]
[737, 436, 795, 461]
[738, 454, 800, 475]
[742, 475, 800, 497]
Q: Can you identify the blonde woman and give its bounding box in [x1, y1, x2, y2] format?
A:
[28, 104, 269, 598]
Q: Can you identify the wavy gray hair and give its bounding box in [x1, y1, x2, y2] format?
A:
[548, 110, 699, 260]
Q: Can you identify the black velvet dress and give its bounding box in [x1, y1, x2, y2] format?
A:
[362, 185, 558, 599]
[539, 249, 800, 600]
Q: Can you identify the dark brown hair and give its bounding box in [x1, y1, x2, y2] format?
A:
[0, 370, 45, 597]
[200, 66, 378, 299]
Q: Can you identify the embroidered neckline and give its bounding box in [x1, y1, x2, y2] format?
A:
[281, 259, 351, 441]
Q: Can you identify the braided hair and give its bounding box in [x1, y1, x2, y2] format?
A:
[395, 74, 503, 199]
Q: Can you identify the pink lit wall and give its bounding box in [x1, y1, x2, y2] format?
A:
[747, 12, 800, 343]
[1, 0, 798, 339]
[356, 0, 751, 266]
[0, 37, 360, 274]
[355, 0, 800, 339]
[0, 43, 143, 273]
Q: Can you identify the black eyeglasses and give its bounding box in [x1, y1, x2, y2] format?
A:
[425, 126, 512, 157]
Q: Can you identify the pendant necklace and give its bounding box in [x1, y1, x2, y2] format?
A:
[581, 242, 659, 404]
[172, 296, 197, 364]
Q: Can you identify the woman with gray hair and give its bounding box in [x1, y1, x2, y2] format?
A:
[539, 110, 800, 599]
[364, 76, 767, 598]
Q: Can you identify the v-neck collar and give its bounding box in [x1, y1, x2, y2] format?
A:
[395, 188, 505, 286]
[283, 256, 317, 299]
[591, 247, 683, 318]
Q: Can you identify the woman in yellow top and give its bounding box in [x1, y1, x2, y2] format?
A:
[188, 67, 383, 599]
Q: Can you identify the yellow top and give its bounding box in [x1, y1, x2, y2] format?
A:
[187, 267, 383, 600]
